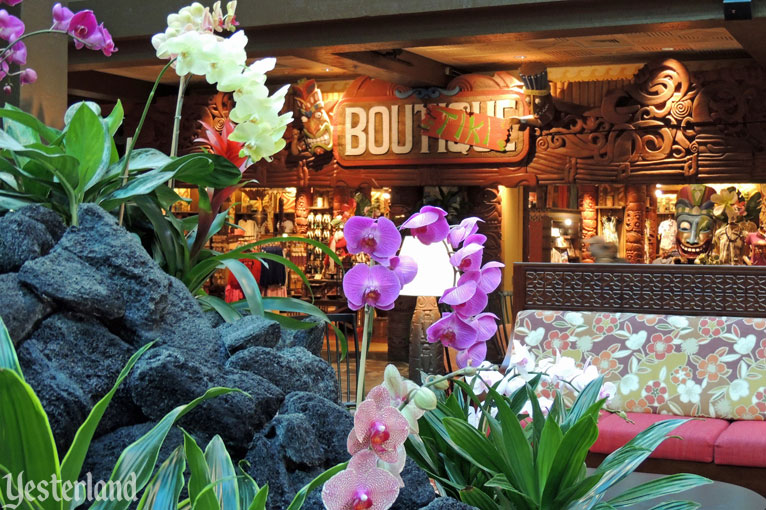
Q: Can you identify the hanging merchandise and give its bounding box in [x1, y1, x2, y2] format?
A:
[601, 215, 619, 245]
[658, 217, 677, 253]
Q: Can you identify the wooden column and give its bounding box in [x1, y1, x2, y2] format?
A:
[579, 184, 598, 263]
[294, 187, 311, 235]
[646, 191, 658, 262]
[387, 186, 421, 362]
[625, 185, 646, 264]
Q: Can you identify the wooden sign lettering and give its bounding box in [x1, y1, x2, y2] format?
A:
[421, 104, 512, 152]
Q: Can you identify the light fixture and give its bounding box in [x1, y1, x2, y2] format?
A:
[655, 189, 663, 198]
[661, 47, 675, 51]
[382, 192, 391, 200]
[398, 236, 457, 381]
[564, 218, 573, 226]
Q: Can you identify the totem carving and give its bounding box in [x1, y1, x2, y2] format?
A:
[624, 185, 646, 263]
[579, 185, 598, 263]
[289, 79, 334, 170]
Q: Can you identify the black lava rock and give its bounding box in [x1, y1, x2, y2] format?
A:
[217, 314, 281, 354]
[391, 458, 436, 509]
[276, 316, 326, 356]
[420, 497, 478, 510]
[0, 272, 52, 344]
[279, 392, 353, 465]
[0, 205, 65, 273]
[227, 346, 339, 402]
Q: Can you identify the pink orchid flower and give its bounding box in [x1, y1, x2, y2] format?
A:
[347, 386, 409, 464]
[343, 264, 401, 311]
[344, 216, 402, 262]
[19, 68, 36, 84]
[322, 450, 400, 510]
[460, 261, 505, 295]
[0, 10, 24, 41]
[448, 217, 483, 249]
[387, 255, 417, 287]
[465, 312, 499, 342]
[51, 3, 74, 31]
[400, 205, 449, 245]
[68, 10, 98, 45]
[440, 278, 488, 318]
[449, 242, 484, 272]
[0, 0, 23, 6]
[7, 40, 25, 65]
[456, 340, 488, 368]
[426, 312, 478, 350]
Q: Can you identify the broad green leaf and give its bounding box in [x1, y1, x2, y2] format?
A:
[645, 502, 701, 510]
[221, 258, 264, 316]
[197, 294, 242, 323]
[105, 149, 173, 181]
[197, 185, 212, 213]
[154, 185, 189, 210]
[563, 376, 605, 431]
[64, 101, 101, 126]
[133, 196, 185, 277]
[105, 101, 124, 137]
[286, 462, 347, 510]
[15, 145, 80, 192]
[0, 192, 35, 211]
[91, 387, 238, 510]
[459, 486, 501, 510]
[60, 342, 155, 493]
[136, 447, 186, 510]
[4, 110, 41, 147]
[106, 155, 212, 203]
[0, 128, 27, 151]
[541, 415, 599, 508]
[0, 370, 61, 510]
[0, 317, 22, 377]
[536, 413, 563, 491]
[64, 103, 110, 195]
[0, 104, 61, 143]
[249, 485, 268, 510]
[442, 417, 505, 474]
[204, 436, 238, 510]
[235, 461, 258, 510]
[182, 431, 219, 510]
[176, 154, 241, 189]
[605, 474, 711, 508]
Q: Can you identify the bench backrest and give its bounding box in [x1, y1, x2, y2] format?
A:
[512, 309, 766, 420]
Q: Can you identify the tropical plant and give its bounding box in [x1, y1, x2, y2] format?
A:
[0, 315, 340, 510]
[405, 371, 712, 510]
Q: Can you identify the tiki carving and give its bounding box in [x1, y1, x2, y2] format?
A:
[294, 188, 311, 235]
[646, 192, 658, 262]
[579, 185, 598, 263]
[624, 185, 646, 263]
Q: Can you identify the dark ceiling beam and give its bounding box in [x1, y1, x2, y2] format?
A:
[68, 71, 175, 101]
[724, 18, 766, 67]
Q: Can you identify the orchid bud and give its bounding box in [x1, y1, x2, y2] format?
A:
[413, 387, 437, 410]
[3, 84, 11, 95]
[384, 364, 402, 392]
[424, 374, 449, 391]
[463, 366, 478, 376]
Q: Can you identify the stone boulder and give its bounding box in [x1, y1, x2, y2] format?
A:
[420, 498, 478, 510]
[391, 458, 436, 509]
[227, 347, 339, 402]
[23, 313, 142, 435]
[216, 314, 281, 354]
[0, 272, 52, 344]
[276, 316, 326, 356]
[129, 346, 284, 454]
[279, 392, 353, 465]
[0, 205, 65, 273]
[17, 339, 89, 453]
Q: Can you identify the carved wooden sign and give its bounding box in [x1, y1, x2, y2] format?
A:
[332, 74, 529, 167]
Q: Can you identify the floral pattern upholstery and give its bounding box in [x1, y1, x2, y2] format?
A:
[512, 310, 766, 420]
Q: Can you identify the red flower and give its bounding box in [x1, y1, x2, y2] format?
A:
[195, 119, 248, 170]
[642, 380, 668, 406]
[696, 353, 727, 382]
[593, 313, 619, 335]
[594, 350, 619, 375]
[698, 318, 726, 337]
[756, 339, 766, 360]
[647, 333, 674, 360]
[543, 330, 571, 352]
[671, 366, 692, 385]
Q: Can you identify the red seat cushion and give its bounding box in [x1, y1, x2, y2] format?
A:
[714, 420, 766, 467]
[591, 413, 729, 463]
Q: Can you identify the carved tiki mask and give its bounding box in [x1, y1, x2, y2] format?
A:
[519, 62, 555, 127]
[293, 79, 333, 154]
[675, 185, 717, 260]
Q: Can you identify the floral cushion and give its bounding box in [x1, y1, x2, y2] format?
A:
[512, 310, 766, 420]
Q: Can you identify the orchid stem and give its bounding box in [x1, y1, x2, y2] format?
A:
[356, 303, 374, 405]
[169, 74, 190, 188]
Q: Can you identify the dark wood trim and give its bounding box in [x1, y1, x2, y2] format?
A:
[512, 262, 766, 322]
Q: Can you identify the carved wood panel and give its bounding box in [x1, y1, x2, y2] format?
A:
[513, 262, 766, 320]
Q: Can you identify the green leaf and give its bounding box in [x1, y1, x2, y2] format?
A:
[105, 101, 124, 137]
[154, 185, 189, 210]
[106, 155, 212, 204]
[536, 413, 563, 491]
[235, 461, 259, 510]
[176, 154, 241, 189]
[204, 436, 238, 510]
[442, 417, 505, 473]
[459, 486, 501, 509]
[197, 294, 242, 323]
[90, 387, 239, 510]
[64, 101, 101, 126]
[136, 447, 186, 510]
[182, 430, 220, 510]
[0, 104, 61, 143]
[64, 103, 110, 195]
[221, 258, 264, 316]
[0, 192, 35, 211]
[0, 317, 23, 377]
[60, 342, 155, 489]
[0, 370, 61, 510]
[645, 502, 701, 510]
[286, 462, 348, 510]
[249, 485, 268, 510]
[198, 186, 212, 213]
[541, 415, 599, 508]
[105, 148, 173, 181]
[605, 474, 711, 508]
[563, 375, 605, 431]
[133, 196, 185, 277]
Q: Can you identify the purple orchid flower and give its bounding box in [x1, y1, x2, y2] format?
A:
[449, 242, 484, 272]
[19, 68, 36, 84]
[387, 255, 417, 287]
[68, 10, 107, 51]
[460, 261, 505, 295]
[456, 340, 488, 368]
[97, 24, 116, 56]
[52, 3, 74, 31]
[426, 312, 478, 350]
[343, 264, 401, 311]
[0, 10, 24, 41]
[440, 278, 489, 318]
[448, 217, 483, 249]
[464, 233, 487, 246]
[7, 40, 25, 65]
[465, 312, 499, 342]
[0, 0, 23, 6]
[344, 216, 402, 262]
[400, 205, 449, 245]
